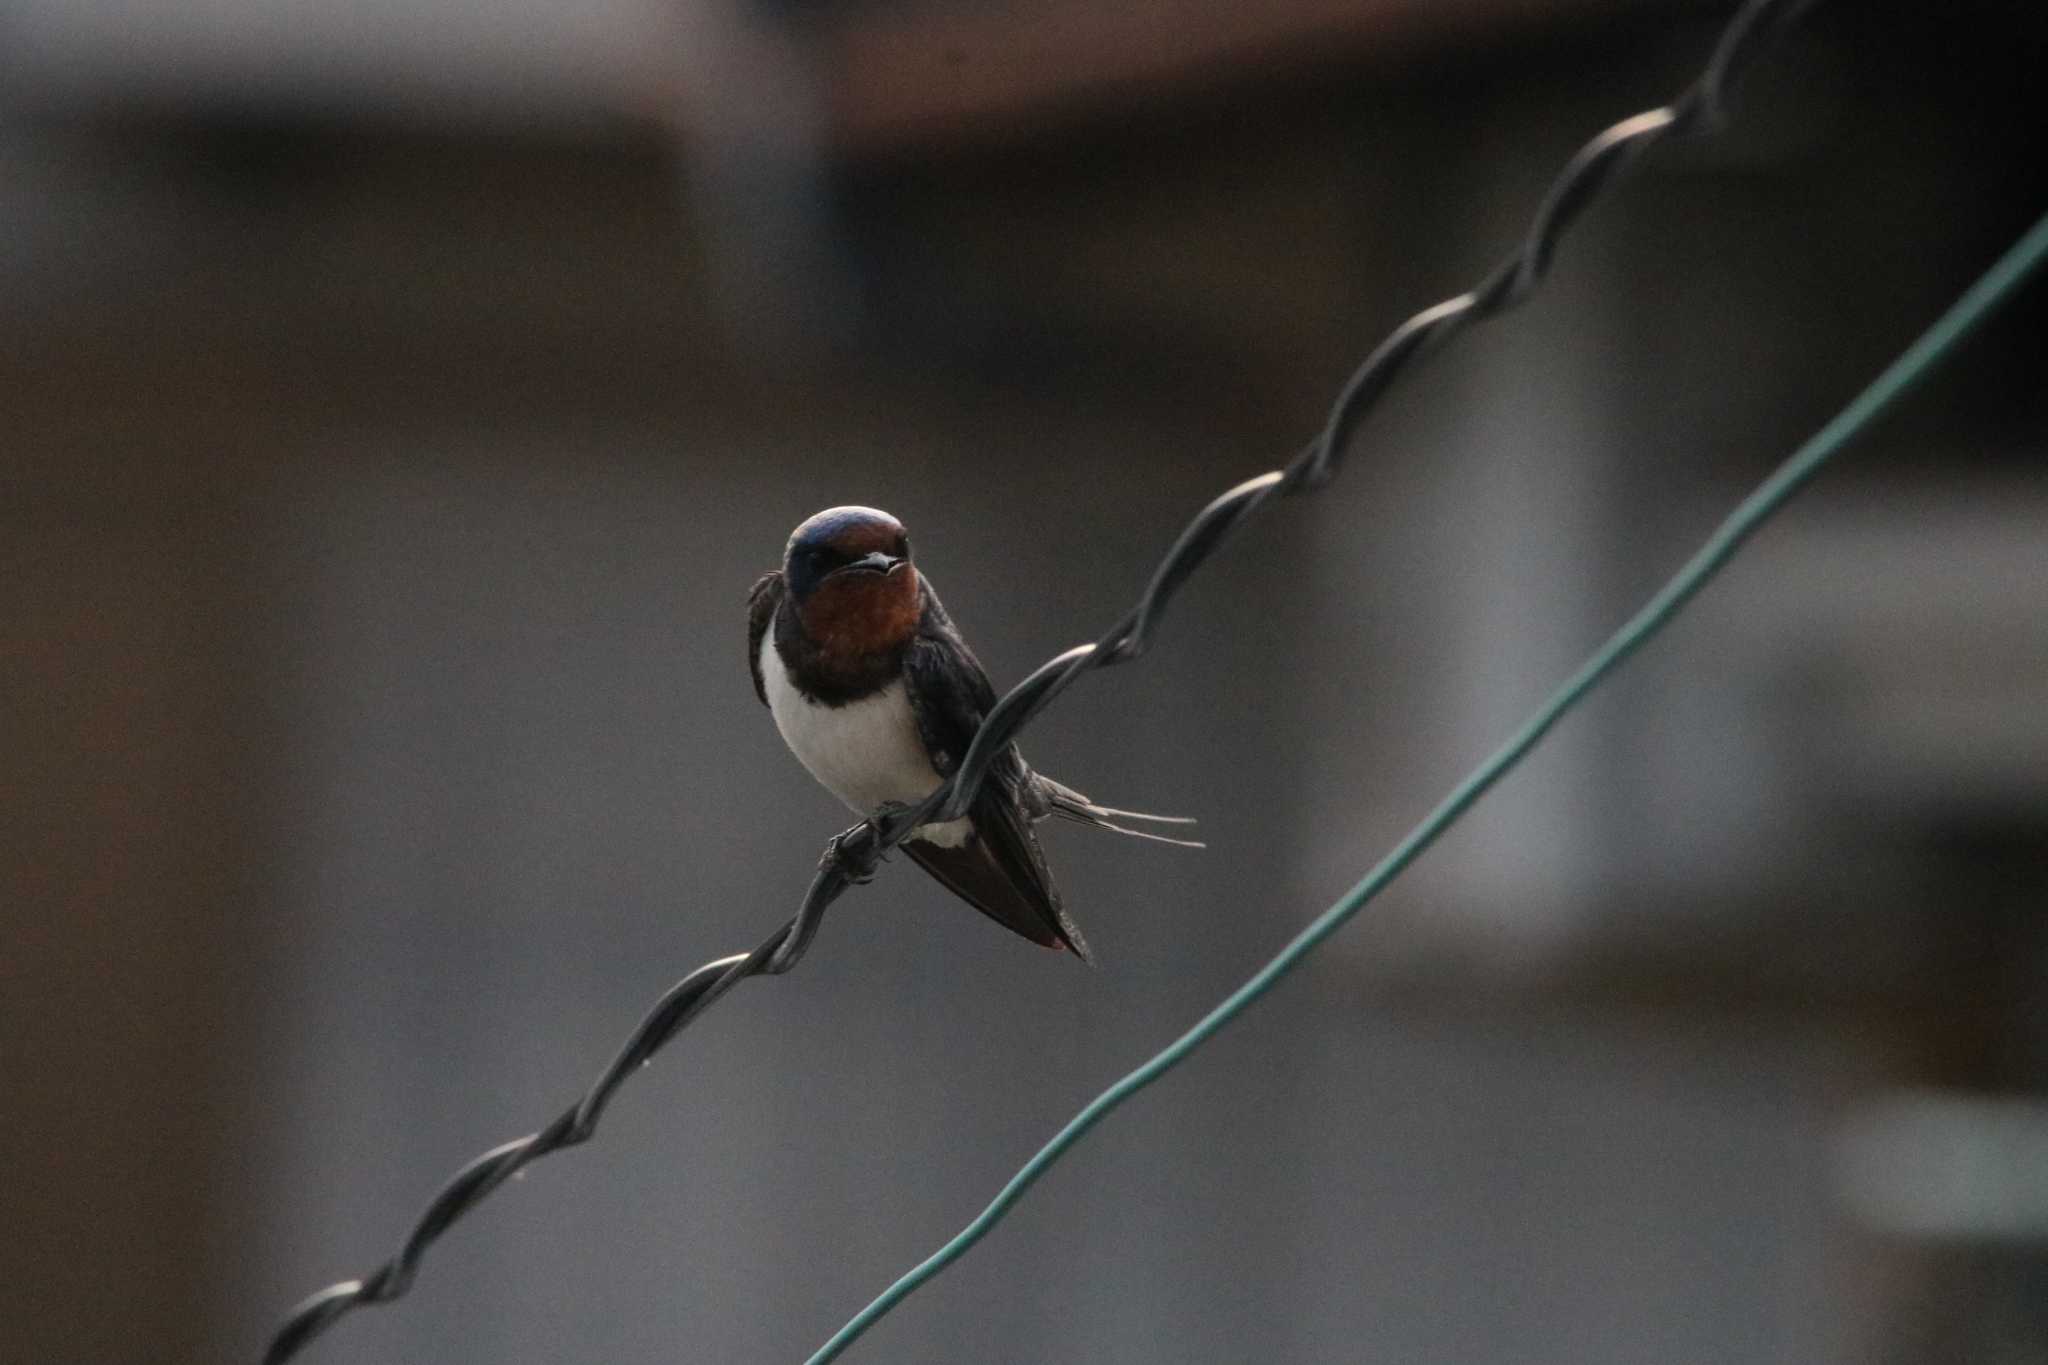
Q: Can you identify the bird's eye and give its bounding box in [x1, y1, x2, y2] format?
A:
[895, 534, 910, 559]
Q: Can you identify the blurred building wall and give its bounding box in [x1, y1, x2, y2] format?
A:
[4, 3, 2045, 1363]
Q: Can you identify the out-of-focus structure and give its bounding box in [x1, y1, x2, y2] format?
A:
[4, 2, 2045, 1362]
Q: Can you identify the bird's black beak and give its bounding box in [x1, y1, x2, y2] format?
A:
[839, 551, 903, 576]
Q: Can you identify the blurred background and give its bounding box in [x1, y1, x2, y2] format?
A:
[5, 0, 2046, 1361]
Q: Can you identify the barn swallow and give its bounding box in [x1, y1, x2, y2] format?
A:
[749, 505, 1198, 963]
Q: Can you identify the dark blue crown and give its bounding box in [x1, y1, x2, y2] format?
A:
[783, 506, 910, 598]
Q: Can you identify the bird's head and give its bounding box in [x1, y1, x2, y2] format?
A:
[782, 505, 920, 654]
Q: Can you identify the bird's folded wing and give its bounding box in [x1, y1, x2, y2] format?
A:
[746, 571, 784, 706]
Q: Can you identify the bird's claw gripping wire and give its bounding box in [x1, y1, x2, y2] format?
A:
[820, 825, 878, 883]
[821, 803, 912, 884]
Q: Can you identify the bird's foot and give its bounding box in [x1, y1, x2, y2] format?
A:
[868, 801, 916, 851]
[822, 803, 918, 884]
[821, 824, 878, 884]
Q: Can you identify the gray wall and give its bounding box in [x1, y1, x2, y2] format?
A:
[5, 3, 2046, 1362]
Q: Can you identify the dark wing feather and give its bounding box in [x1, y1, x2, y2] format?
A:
[900, 582, 995, 761]
[900, 839, 1087, 958]
[746, 571, 784, 705]
[901, 585, 1093, 963]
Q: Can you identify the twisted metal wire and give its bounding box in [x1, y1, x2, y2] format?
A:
[261, 2, 1816, 1359]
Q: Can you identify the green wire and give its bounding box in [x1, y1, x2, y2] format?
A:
[804, 209, 2048, 1364]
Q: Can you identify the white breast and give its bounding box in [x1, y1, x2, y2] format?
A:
[759, 631, 972, 847]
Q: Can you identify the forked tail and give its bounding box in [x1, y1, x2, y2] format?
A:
[1035, 777, 1205, 848]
